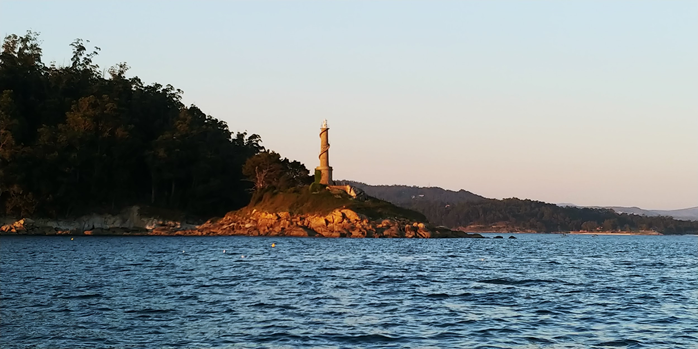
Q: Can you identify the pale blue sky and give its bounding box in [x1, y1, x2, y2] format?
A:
[1, 1, 696, 209]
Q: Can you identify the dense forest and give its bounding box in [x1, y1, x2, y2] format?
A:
[0, 32, 272, 217]
[350, 183, 698, 234]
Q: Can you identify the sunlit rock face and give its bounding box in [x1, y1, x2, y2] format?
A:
[191, 209, 483, 239]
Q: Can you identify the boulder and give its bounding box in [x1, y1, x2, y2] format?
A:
[417, 229, 432, 238]
[382, 225, 402, 238]
[340, 209, 362, 222]
[284, 226, 311, 237]
[328, 210, 344, 224]
[307, 216, 327, 230]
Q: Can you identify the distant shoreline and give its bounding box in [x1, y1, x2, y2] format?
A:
[472, 230, 663, 236]
[567, 231, 662, 236]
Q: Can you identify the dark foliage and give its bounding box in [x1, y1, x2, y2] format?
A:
[406, 198, 698, 234]
[0, 32, 263, 217]
[242, 151, 312, 192]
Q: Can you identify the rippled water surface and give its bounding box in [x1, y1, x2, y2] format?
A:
[2, 234, 697, 348]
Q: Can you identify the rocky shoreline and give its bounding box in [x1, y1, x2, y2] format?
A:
[0, 206, 484, 239]
[191, 208, 483, 238]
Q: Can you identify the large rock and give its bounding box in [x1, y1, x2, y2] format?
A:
[340, 209, 362, 222]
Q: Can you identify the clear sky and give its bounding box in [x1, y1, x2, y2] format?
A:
[2, 1, 696, 209]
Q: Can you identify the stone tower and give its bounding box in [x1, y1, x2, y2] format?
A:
[316, 119, 333, 185]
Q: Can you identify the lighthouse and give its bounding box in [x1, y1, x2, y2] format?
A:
[316, 119, 333, 185]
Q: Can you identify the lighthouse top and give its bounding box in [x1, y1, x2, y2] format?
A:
[322, 119, 328, 129]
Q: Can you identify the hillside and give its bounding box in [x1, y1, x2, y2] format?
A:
[246, 187, 426, 222]
[338, 181, 486, 205]
[559, 204, 698, 222]
[410, 198, 698, 234]
[606, 206, 698, 222]
[340, 182, 698, 234]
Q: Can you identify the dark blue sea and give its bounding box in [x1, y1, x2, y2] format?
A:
[1, 234, 696, 348]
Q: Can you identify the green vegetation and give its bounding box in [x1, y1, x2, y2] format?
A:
[0, 32, 264, 217]
[242, 151, 312, 191]
[408, 197, 698, 234]
[247, 186, 427, 221]
[348, 182, 698, 234]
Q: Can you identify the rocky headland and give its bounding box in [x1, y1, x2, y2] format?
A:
[190, 208, 482, 238]
[0, 188, 483, 239]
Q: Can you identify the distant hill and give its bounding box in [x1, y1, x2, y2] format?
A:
[560, 204, 698, 222]
[339, 181, 698, 234]
[337, 181, 486, 205]
[608, 206, 698, 221]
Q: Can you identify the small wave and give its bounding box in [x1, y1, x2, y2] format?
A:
[369, 275, 408, 285]
[58, 293, 102, 299]
[366, 301, 393, 307]
[321, 333, 407, 344]
[255, 332, 311, 342]
[478, 278, 560, 286]
[525, 336, 555, 344]
[249, 302, 297, 310]
[423, 292, 473, 299]
[124, 308, 173, 314]
[534, 309, 557, 315]
[195, 283, 216, 288]
[428, 331, 462, 340]
[596, 339, 642, 347]
[424, 293, 450, 299]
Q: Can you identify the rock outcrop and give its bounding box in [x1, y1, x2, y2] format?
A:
[185, 208, 483, 238]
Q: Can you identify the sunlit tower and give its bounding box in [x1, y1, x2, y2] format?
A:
[316, 119, 333, 185]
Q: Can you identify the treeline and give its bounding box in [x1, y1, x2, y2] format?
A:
[406, 198, 698, 234]
[0, 32, 265, 217]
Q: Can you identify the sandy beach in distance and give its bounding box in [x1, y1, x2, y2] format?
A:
[567, 231, 662, 236]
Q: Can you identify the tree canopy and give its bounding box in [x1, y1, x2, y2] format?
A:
[0, 31, 264, 217]
[242, 151, 312, 192]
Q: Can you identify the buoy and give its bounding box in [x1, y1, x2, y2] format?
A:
[241, 255, 245, 258]
[70, 237, 74, 241]
[182, 250, 185, 253]
[271, 243, 276, 248]
[223, 249, 226, 253]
